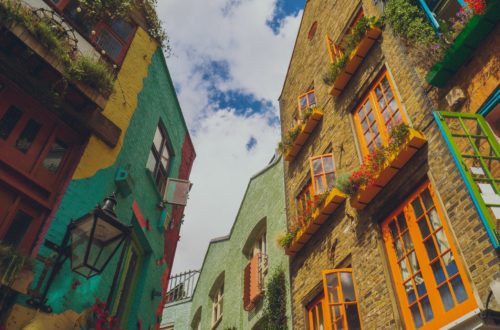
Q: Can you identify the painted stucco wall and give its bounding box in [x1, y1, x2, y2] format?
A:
[8, 26, 195, 330]
[160, 300, 192, 329]
[186, 158, 292, 330]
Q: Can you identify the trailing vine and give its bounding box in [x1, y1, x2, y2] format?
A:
[263, 267, 288, 330]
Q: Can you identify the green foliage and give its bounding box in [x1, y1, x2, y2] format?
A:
[68, 55, 114, 95]
[278, 231, 296, 249]
[141, 0, 170, 51]
[263, 267, 288, 330]
[77, 0, 134, 23]
[324, 16, 380, 85]
[300, 107, 313, 121]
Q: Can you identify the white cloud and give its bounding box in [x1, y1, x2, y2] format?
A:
[157, 0, 302, 274]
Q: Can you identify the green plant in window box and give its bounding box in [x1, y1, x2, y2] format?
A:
[277, 231, 296, 249]
[300, 107, 314, 121]
[68, 55, 114, 96]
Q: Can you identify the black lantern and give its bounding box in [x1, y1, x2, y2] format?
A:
[69, 195, 130, 278]
[27, 194, 131, 312]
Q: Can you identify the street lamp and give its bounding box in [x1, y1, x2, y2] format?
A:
[27, 194, 131, 313]
[70, 195, 130, 279]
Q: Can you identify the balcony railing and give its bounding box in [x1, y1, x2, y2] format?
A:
[165, 270, 200, 304]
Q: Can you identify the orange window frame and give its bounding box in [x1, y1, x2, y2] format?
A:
[381, 181, 477, 330]
[297, 90, 317, 114]
[353, 70, 408, 156]
[310, 154, 335, 195]
[297, 182, 313, 218]
[307, 293, 326, 330]
[326, 8, 364, 63]
[322, 268, 362, 330]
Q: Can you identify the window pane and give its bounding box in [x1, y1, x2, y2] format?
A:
[3, 210, 33, 247]
[406, 282, 416, 304]
[424, 238, 438, 260]
[300, 96, 307, 110]
[146, 150, 157, 173]
[435, 229, 450, 253]
[439, 284, 455, 311]
[418, 218, 431, 239]
[323, 156, 334, 172]
[394, 239, 404, 259]
[402, 232, 413, 251]
[16, 119, 41, 153]
[0, 106, 22, 140]
[340, 272, 356, 302]
[428, 209, 441, 231]
[408, 252, 419, 273]
[42, 139, 68, 173]
[96, 29, 123, 61]
[412, 199, 424, 218]
[110, 19, 134, 40]
[161, 146, 170, 169]
[345, 304, 361, 330]
[308, 92, 316, 107]
[326, 273, 339, 303]
[410, 304, 423, 328]
[451, 276, 467, 303]
[313, 159, 323, 175]
[421, 297, 434, 322]
[431, 261, 445, 285]
[326, 174, 335, 191]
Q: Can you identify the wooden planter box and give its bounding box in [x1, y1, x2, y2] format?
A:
[285, 109, 323, 161]
[426, 2, 500, 87]
[330, 27, 382, 97]
[286, 188, 346, 256]
[350, 128, 427, 209]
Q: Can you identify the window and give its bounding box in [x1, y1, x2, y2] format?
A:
[307, 293, 326, 330]
[326, 8, 364, 63]
[146, 124, 171, 195]
[322, 269, 362, 330]
[381, 181, 476, 329]
[298, 90, 317, 115]
[212, 284, 224, 327]
[297, 181, 313, 219]
[310, 154, 335, 195]
[47, 0, 136, 64]
[308, 22, 318, 40]
[353, 70, 407, 156]
[244, 231, 267, 311]
[435, 110, 500, 248]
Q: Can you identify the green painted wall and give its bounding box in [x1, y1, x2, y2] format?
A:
[186, 158, 292, 330]
[29, 48, 191, 329]
[161, 300, 192, 329]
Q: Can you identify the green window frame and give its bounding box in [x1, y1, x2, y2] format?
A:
[434, 111, 500, 248]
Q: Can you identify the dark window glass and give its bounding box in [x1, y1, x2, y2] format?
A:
[42, 139, 68, 173]
[0, 106, 22, 140]
[15, 119, 41, 153]
[110, 19, 134, 41]
[96, 29, 123, 61]
[63, 1, 92, 35]
[3, 211, 33, 247]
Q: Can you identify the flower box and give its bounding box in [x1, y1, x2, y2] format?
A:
[285, 109, 323, 161]
[350, 128, 427, 209]
[330, 27, 382, 97]
[426, 1, 500, 87]
[285, 188, 346, 256]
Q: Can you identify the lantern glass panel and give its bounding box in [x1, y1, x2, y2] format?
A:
[70, 214, 94, 276]
[87, 215, 124, 272]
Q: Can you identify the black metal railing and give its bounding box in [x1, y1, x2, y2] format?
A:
[165, 270, 199, 304]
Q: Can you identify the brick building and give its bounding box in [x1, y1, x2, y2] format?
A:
[0, 0, 195, 328]
[278, 0, 499, 329]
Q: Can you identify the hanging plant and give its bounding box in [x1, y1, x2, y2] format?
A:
[77, 0, 135, 23]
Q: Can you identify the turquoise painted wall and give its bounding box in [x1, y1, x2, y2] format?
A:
[185, 158, 293, 330]
[29, 48, 192, 329]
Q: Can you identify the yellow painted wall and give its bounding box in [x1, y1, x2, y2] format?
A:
[73, 28, 157, 179]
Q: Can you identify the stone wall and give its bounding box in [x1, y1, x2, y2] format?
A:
[279, 0, 500, 329]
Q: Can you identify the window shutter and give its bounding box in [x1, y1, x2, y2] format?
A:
[249, 254, 262, 303]
[243, 261, 252, 311]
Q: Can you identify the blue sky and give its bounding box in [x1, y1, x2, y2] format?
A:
[158, 0, 303, 274]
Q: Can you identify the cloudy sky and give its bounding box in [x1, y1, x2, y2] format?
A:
[157, 0, 304, 274]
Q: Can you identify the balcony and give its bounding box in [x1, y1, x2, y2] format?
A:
[283, 108, 323, 161]
[284, 188, 346, 256]
[0, 3, 120, 146]
[325, 17, 382, 97]
[243, 253, 267, 311]
[345, 127, 427, 209]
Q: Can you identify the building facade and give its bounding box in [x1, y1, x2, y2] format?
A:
[278, 0, 499, 329]
[0, 0, 195, 329]
[184, 157, 292, 330]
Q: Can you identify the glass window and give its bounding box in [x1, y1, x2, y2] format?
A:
[212, 284, 224, 326]
[3, 210, 33, 248]
[15, 119, 41, 153]
[0, 106, 22, 140]
[96, 29, 123, 62]
[298, 90, 317, 114]
[297, 182, 313, 221]
[147, 124, 171, 195]
[382, 181, 476, 329]
[354, 71, 407, 156]
[309, 154, 335, 195]
[322, 269, 362, 330]
[436, 111, 500, 248]
[42, 139, 68, 173]
[307, 294, 326, 330]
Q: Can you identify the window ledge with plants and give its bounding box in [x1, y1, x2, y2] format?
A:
[280, 188, 346, 256]
[426, 1, 500, 87]
[0, 1, 115, 108]
[337, 124, 427, 209]
[325, 17, 383, 97]
[281, 108, 323, 161]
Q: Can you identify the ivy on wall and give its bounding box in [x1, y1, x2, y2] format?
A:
[263, 267, 288, 330]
